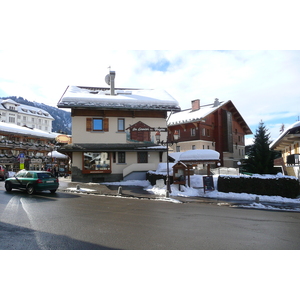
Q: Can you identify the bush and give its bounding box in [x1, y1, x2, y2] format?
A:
[218, 175, 300, 199]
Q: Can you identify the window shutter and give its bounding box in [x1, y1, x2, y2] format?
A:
[86, 118, 92, 131]
[103, 118, 109, 132]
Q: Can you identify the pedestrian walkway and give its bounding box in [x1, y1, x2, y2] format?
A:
[58, 176, 165, 200]
[57, 176, 225, 204]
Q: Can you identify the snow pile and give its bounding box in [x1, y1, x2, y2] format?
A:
[149, 163, 175, 175]
[67, 187, 96, 193]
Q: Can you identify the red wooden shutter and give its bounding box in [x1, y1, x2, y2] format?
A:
[86, 118, 92, 131]
[103, 118, 109, 132]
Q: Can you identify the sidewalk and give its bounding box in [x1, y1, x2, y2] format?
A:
[57, 176, 212, 203]
[58, 176, 166, 200]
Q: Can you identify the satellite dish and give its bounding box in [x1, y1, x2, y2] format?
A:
[105, 74, 110, 85]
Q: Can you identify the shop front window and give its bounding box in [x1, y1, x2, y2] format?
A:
[83, 152, 111, 173]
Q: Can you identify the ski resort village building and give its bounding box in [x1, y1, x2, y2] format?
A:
[57, 71, 180, 182]
[167, 98, 252, 168]
[0, 122, 61, 171]
[0, 98, 54, 132]
[270, 120, 300, 178]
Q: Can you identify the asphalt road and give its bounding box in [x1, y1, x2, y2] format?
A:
[1, 186, 300, 250]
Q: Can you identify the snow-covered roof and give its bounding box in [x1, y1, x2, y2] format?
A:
[179, 150, 220, 162]
[168, 152, 182, 162]
[1, 99, 54, 119]
[57, 86, 181, 111]
[0, 122, 59, 139]
[270, 121, 300, 150]
[168, 100, 228, 125]
[167, 99, 252, 135]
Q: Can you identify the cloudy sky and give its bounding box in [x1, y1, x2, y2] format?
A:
[1, 1, 299, 144]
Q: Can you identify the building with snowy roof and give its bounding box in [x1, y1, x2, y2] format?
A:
[57, 71, 180, 182]
[0, 121, 60, 171]
[270, 120, 300, 178]
[0, 98, 54, 132]
[167, 98, 252, 168]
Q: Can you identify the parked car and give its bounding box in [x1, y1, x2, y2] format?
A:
[0, 165, 9, 180]
[5, 170, 59, 195]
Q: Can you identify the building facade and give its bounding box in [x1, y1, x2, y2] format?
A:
[167, 98, 252, 168]
[0, 122, 59, 172]
[57, 72, 180, 182]
[270, 121, 300, 178]
[0, 99, 54, 132]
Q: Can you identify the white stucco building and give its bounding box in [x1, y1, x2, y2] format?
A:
[57, 71, 180, 182]
[0, 98, 54, 132]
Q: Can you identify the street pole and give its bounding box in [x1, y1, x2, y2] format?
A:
[155, 130, 179, 197]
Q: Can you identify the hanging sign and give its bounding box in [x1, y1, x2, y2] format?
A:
[55, 135, 71, 143]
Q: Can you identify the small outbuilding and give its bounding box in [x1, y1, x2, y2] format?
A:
[172, 150, 220, 187]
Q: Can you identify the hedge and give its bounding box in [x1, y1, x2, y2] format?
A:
[218, 176, 300, 199]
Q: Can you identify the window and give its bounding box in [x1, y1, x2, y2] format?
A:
[192, 145, 196, 150]
[118, 118, 125, 131]
[137, 152, 148, 163]
[176, 145, 180, 152]
[118, 152, 126, 163]
[86, 118, 109, 132]
[191, 128, 196, 136]
[159, 152, 163, 162]
[202, 128, 206, 136]
[83, 152, 111, 173]
[93, 119, 103, 131]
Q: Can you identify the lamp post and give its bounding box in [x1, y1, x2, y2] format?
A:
[217, 162, 221, 175]
[155, 130, 179, 195]
[237, 161, 241, 175]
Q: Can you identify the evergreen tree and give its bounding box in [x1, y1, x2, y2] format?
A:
[243, 121, 276, 174]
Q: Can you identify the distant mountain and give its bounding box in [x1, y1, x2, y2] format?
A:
[0, 96, 72, 135]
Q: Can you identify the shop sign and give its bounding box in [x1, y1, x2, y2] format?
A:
[55, 135, 71, 143]
[131, 127, 167, 132]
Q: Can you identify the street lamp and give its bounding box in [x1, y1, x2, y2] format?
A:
[217, 162, 221, 175]
[155, 130, 179, 195]
[237, 161, 241, 175]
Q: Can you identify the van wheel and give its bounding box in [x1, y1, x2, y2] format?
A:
[26, 184, 35, 195]
[5, 181, 12, 192]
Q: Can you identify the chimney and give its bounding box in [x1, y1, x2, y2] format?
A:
[213, 98, 220, 107]
[110, 71, 116, 95]
[191, 99, 200, 111]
